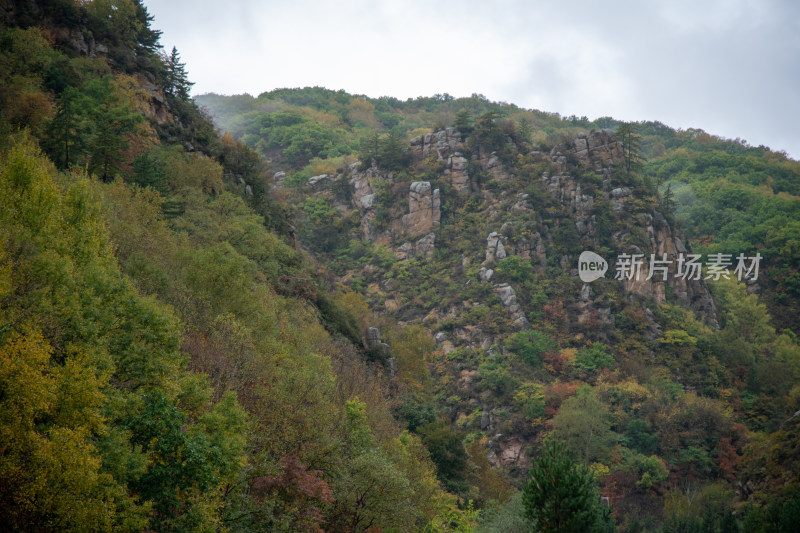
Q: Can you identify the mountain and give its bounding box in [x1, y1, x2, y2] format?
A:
[198, 89, 800, 531]
[1, 2, 799, 531]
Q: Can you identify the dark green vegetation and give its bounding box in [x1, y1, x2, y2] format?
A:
[0, 2, 456, 531]
[2, 1, 799, 532]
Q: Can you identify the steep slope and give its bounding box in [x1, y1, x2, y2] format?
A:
[202, 89, 800, 530]
[0, 3, 462, 531]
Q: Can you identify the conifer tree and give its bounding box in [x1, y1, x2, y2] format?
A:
[616, 122, 643, 174]
[454, 109, 473, 139]
[522, 440, 616, 533]
[165, 46, 193, 100]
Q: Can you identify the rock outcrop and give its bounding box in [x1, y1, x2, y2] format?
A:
[402, 181, 440, 237]
[364, 327, 391, 358]
[540, 130, 718, 326]
[445, 153, 471, 192]
[493, 283, 531, 330]
[348, 162, 390, 242]
[396, 233, 436, 260]
[485, 232, 507, 263]
[618, 212, 719, 326]
[410, 128, 462, 160]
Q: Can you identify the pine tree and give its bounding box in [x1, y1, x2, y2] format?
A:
[522, 440, 616, 533]
[132, 0, 162, 54]
[378, 131, 411, 170]
[165, 46, 193, 100]
[454, 109, 473, 139]
[517, 116, 532, 146]
[616, 122, 643, 174]
[359, 131, 380, 166]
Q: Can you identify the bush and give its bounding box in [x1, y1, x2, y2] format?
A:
[506, 330, 557, 366]
[574, 343, 615, 373]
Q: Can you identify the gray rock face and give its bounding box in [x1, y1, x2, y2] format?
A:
[395, 232, 436, 260]
[364, 327, 391, 359]
[481, 404, 491, 431]
[446, 153, 471, 192]
[410, 128, 462, 160]
[402, 181, 440, 236]
[493, 283, 531, 330]
[415, 233, 436, 259]
[359, 193, 375, 210]
[580, 283, 592, 302]
[485, 232, 507, 263]
[610, 187, 632, 212]
[483, 152, 513, 182]
[308, 174, 331, 188]
[349, 163, 391, 242]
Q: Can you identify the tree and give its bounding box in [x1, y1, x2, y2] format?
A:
[522, 440, 616, 533]
[471, 110, 505, 153]
[517, 116, 532, 146]
[165, 46, 193, 100]
[660, 182, 676, 218]
[616, 122, 643, 174]
[358, 131, 380, 165]
[418, 420, 470, 494]
[550, 386, 617, 464]
[47, 86, 91, 168]
[506, 330, 557, 366]
[377, 131, 411, 170]
[131, 0, 163, 54]
[573, 343, 615, 374]
[454, 109, 473, 139]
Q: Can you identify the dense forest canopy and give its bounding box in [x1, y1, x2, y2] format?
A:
[1, 1, 799, 532]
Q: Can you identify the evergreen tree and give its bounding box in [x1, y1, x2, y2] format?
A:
[132, 0, 163, 54]
[616, 122, 643, 174]
[517, 116, 532, 146]
[359, 131, 380, 166]
[522, 440, 616, 533]
[660, 182, 676, 219]
[165, 46, 193, 100]
[377, 131, 411, 170]
[454, 109, 473, 139]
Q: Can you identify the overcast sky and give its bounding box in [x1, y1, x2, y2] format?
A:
[145, 0, 800, 158]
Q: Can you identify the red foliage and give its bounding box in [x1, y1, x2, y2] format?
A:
[543, 300, 566, 323]
[715, 437, 740, 483]
[251, 455, 334, 532]
[542, 350, 571, 374]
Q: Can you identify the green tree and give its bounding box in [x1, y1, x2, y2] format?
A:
[573, 343, 615, 374]
[550, 386, 617, 464]
[616, 122, 643, 174]
[164, 46, 193, 100]
[516, 116, 532, 146]
[378, 130, 411, 170]
[454, 109, 473, 139]
[506, 330, 557, 366]
[418, 420, 470, 494]
[522, 440, 616, 533]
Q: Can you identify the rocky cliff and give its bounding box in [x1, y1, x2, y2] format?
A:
[287, 125, 721, 471]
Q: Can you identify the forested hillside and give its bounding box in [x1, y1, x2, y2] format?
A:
[197, 88, 800, 531]
[0, 2, 460, 531]
[1, 1, 799, 532]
